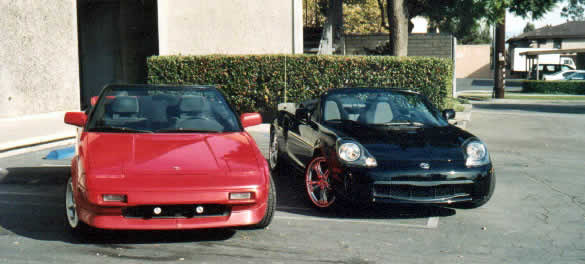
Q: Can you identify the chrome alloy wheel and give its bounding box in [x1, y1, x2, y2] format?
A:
[305, 157, 336, 208]
[269, 132, 279, 170]
[65, 177, 79, 228]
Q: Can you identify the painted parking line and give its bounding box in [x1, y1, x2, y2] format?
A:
[426, 217, 439, 228]
[274, 211, 438, 229]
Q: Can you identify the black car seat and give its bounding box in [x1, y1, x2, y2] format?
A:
[174, 96, 223, 131]
[103, 96, 144, 126]
[323, 100, 342, 121]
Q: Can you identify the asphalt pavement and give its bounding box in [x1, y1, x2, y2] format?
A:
[0, 102, 584, 263]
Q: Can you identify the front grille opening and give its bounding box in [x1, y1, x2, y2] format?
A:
[374, 184, 472, 200]
[123, 204, 230, 219]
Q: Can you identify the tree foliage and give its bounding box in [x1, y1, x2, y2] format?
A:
[561, 0, 585, 21]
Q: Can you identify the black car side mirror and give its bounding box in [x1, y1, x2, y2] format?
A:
[442, 109, 456, 120]
[295, 108, 310, 121]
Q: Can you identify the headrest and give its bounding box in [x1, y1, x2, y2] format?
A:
[179, 96, 206, 112]
[112, 96, 139, 113]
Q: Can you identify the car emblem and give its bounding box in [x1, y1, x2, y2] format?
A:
[419, 163, 430, 170]
[173, 166, 181, 171]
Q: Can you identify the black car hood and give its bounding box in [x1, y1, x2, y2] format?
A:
[326, 123, 474, 165]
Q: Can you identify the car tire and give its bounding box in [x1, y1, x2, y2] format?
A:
[65, 177, 91, 237]
[268, 129, 280, 172]
[251, 174, 276, 229]
[305, 156, 336, 209]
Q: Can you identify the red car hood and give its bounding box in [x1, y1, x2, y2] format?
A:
[83, 132, 265, 191]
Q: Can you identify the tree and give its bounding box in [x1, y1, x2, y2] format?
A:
[561, 0, 585, 21]
[523, 22, 535, 32]
[379, 0, 560, 56]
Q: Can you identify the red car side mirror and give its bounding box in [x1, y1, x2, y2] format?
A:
[90, 96, 99, 106]
[240, 113, 262, 128]
[64, 112, 87, 127]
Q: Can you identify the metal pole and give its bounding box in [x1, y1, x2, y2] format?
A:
[494, 15, 506, 98]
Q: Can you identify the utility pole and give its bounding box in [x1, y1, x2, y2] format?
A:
[494, 14, 506, 98]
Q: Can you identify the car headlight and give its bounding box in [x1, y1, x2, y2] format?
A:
[464, 139, 490, 167]
[336, 139, 377, 167]
[338, 142, 361, 162]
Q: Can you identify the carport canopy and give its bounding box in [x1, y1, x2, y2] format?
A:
[520, 48, 585, 79]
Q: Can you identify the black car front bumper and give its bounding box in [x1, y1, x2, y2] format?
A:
[335, 163, 495, 205]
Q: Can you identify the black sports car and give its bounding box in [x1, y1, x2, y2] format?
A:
[269, 88, 495, 209]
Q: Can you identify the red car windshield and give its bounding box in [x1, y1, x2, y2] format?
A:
[86, 86, 241, 133]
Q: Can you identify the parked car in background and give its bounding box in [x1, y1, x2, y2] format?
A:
[269, 88, 495, 210]
[543, 70, 585, 80]
[564, 71, 585, 80]
[64, 84, 275, 235]
[529, 64, 575, 80]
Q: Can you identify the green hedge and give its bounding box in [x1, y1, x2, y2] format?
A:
[523, 80, 585, 95]
[147, 55, 453, 113]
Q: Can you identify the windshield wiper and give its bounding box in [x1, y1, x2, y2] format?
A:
[92, 126, 154, 133]
[325, 119, 367, 126]
[156, 128, 221, 133]
[381, 121, 426, 127]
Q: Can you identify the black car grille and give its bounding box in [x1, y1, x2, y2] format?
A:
[122, 204, 230, 219]
[373, 183, 472, 201]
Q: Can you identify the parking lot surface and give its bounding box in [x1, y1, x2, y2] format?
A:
[0, 102, 584, 263]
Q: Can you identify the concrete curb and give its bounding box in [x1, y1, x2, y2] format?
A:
[452, 104, 473, 129]
[0, 132, 76, 153]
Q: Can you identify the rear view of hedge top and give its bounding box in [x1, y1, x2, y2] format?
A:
[147, 55, 453, 113]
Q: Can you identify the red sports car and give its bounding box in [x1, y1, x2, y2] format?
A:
[64, 84, 275, 234]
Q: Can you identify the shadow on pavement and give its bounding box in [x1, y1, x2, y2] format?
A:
[0, 166, 235, 244]
[473, 103, 585, 114]
[272, 163, 456, 220]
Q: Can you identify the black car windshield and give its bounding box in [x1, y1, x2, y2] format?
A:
[86, 85, 241, 133]
[322, 89, 448, 127]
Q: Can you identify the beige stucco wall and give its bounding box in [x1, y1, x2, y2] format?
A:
[158, 0, 303, 55]
[455, 45, 492, 78]
[563, 38, 585, 49]
[0, 0, 80, 118]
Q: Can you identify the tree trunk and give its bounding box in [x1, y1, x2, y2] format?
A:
[387, 0, 408, 56]
[318, 0, 343, 55]
[376, 0, 389, 31]
[494, 16, 506, 98]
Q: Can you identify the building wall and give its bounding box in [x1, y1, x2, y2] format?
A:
[158, 0, 303, 55]
[344, 33, 453, 59]
[455, 45, 492, 78]
[563, 38, 585, 49]
[0, 0, 80, 118]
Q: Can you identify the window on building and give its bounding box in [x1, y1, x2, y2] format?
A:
[553, 39, 562, 49]
[537, 39, 547, 48]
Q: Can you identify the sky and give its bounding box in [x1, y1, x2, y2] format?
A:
[506, 3, 568, 39]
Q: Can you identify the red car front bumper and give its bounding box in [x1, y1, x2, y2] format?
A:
[75, 188, 268, 230]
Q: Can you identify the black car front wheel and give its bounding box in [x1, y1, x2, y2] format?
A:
[305, 156, 336, 208]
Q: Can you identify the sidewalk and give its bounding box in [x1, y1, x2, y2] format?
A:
[0, 112, 77, 153]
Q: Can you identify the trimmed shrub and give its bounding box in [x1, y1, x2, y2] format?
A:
[147, 55, 453, 113]
[523, 80, 585, 95]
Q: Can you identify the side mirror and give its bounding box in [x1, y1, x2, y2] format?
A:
[295, 108, 310, 121]
[64, 112, 87, 127]
[241, 113, 262, 128]
[90, 96, 99, 106]
[442, 109, 456, 120]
